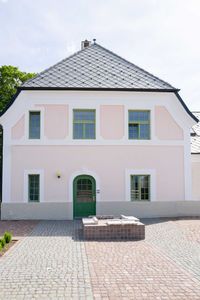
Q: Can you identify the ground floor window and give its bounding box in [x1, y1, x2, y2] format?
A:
[130, 175, 150, 201]
[28, 174, 40, 202]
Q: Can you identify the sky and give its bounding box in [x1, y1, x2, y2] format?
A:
[0, 0, 200, 110]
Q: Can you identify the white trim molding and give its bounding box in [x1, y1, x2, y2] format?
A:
[24, 169, 44, 203]
[24, 106, 45, 143]
[125, 168, 156, 202]
[184, 128, 193, 200]
[69, 169, 101, 202]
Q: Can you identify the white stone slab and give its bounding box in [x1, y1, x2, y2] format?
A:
[121, 215, 139, 221]
[82, 218, 96, 225]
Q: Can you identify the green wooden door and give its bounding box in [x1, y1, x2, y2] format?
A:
[73, 175, 96, 218]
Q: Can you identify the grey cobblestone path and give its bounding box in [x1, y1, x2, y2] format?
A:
[0, 221, 93, 300]
[143, 218, 200, 281]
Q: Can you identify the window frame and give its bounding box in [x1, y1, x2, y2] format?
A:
[73, 109, 96, 139]
[29, 111, 41, 139]
[28, 174, 40, 202]
[128, 110, 150, 140]
[130, 174, 150, 201]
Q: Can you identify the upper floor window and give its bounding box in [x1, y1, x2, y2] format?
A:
[131, 175, 150, 201]
[29, 112, 40, 139]
[28, 174, 40, 202]
[128, 110, 150, 139]
[73, 110, 95, 139]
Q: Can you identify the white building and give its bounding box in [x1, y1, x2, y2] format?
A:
[0, 41, 199, 220]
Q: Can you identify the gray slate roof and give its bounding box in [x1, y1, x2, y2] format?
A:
[191, 112, 200, 154]
[22, 43, 177, 90]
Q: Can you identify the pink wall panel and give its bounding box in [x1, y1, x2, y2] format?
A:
[11, 115, 25, 139]
[155, 106, 183, 140]
[100, 105, 124, 139]
[36, 104, 68, 139]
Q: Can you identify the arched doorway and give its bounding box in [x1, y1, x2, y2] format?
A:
[73, 175, 96, 218]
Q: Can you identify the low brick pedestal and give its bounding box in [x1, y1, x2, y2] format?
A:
[83, 217, 145, 240]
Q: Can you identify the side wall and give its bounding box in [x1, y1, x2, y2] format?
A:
[192, 154, 200, 200]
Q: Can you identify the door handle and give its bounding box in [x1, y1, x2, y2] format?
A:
[93, 195, 95, 201]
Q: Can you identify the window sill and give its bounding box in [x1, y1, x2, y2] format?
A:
[28, 201, 40, 203]
[131, 200, 150, 202]
[128, 139, 150, 141]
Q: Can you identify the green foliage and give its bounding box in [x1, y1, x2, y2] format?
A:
[0, 238, 6, 248]
[0, 66, 36, 202]
[0, 65, 36, 113]
[4, 232, 12, 243]
[0, 243, 2, 252]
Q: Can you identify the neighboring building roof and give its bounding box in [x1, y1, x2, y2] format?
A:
[21, 42, 177, 91]
[191, 112, 200, 154]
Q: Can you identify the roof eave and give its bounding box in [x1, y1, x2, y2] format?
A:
[19, 86, 179, 92]
[0, 87, 197, 126]
[175, 92, 199, 123]
[0, 89, 21, 118]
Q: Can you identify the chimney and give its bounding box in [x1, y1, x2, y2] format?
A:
[81, 40, 91, 49]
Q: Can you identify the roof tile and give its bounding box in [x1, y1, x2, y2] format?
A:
[22, 43, 176, 90]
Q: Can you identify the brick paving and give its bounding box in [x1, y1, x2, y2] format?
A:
[0, 220, 39, 239]
[85, 240, 200, 299]
[0, 218, 200, 299]
[164, 217, 200, 244]
[144, 218, 200, 280]
[0, 221, 93, 299]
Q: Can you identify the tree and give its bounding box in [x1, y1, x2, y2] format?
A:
[0, 65, 36, 112]
[0, 65, 36, 200]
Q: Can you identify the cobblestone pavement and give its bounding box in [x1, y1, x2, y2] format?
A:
[0, 220, 39, 239]
[0, 219, 200, 299]
[144, 218, 200, 280]
[0, 221, 93, 299]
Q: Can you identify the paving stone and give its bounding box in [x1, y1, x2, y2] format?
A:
[143, 217, 200, 280]
[1, 218, 200, 299]
[85, 218, 200, 299]
[0, 220, 39, 239]
[0, 221, 93, 299]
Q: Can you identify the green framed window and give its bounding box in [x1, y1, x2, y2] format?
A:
[73, 110, 95, 139]
[128, 110, 150, 139]
[29, 112, 40, 139]
[28, 175, 40, 202]
[131, 175, 150, 201]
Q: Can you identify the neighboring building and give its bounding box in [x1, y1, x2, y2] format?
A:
[0, 40, 199, 220]
[191, 112, 200, 201]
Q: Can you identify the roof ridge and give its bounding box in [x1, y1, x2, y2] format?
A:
[21, 43, 96, 86]
[94, 43, 177, 90]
